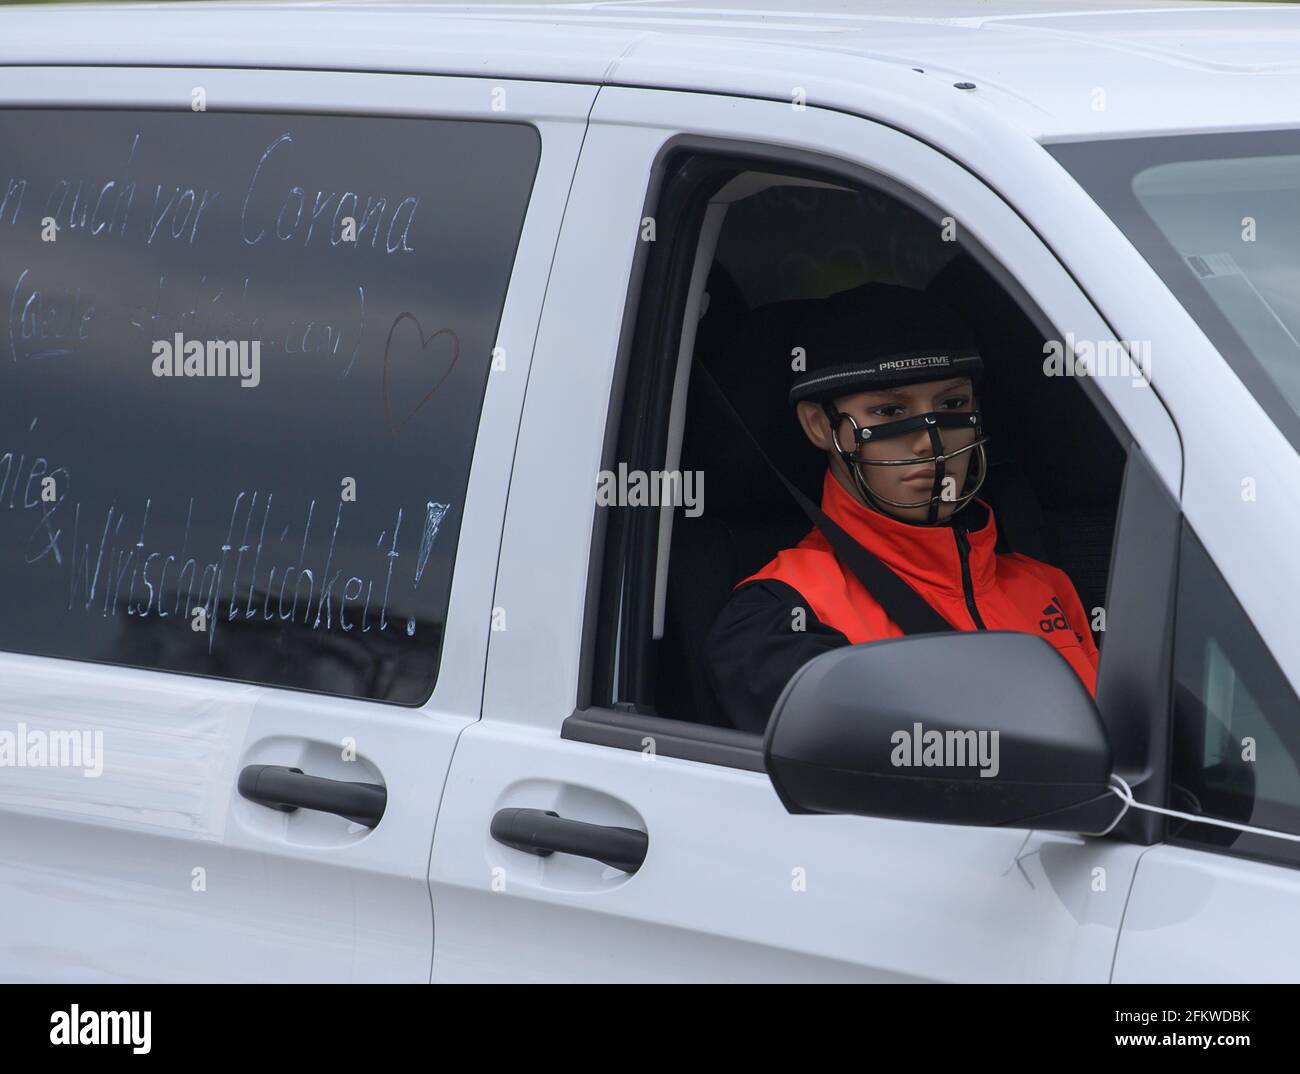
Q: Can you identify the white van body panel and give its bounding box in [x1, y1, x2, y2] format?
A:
[4, 1, 1300, 142]
[1115, 845, 1300, 983]
[0, 64, 594, 981]
[431, 724, 1146, 982]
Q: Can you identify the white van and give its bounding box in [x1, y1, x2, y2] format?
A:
[0, 0, 1298, 983]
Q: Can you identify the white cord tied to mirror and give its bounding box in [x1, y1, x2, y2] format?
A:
[1085, 773, 1300, 844]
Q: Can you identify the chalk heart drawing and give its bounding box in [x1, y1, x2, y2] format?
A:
[382, 312, 460, 435]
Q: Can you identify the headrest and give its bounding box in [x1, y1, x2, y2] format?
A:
[687, 295, 827, 519]
[925, 253, 1123, 507]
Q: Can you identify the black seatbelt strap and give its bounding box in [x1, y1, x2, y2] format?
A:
[698, 365, 956, 636]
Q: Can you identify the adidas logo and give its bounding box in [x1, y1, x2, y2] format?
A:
[1039, 597, 1069, 635]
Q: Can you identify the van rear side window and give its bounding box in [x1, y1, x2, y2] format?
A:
[0, 109, 539, 704]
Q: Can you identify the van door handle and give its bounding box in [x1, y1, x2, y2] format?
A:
[490, 807, 648, 874]
[238, 764, 387, 828]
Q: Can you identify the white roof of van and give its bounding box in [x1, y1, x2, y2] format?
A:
[1, 0, 1298, 141]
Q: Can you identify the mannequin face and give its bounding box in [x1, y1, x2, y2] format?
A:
[795, 377, 977, 524]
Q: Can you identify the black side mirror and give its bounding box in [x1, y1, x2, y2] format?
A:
[763, 631, 1120, 831]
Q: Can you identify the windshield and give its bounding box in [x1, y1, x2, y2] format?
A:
[1049, 131, 1300, 452]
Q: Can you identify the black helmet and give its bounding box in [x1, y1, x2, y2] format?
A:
[789, 282, 983, 404]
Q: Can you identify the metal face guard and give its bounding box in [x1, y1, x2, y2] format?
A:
[822, 404, 989, 525]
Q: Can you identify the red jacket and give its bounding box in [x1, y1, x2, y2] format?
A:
[706, 470, 1098, 732]
[749, 470, 1098, 689]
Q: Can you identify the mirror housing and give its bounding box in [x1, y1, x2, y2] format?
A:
[764, 631, 1119, 831]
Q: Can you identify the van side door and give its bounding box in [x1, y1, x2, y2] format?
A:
[428, 86, 1183, 981]
[0, 66, 592, 981]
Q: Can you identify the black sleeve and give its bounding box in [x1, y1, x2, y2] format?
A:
[704, 579, 850, 735]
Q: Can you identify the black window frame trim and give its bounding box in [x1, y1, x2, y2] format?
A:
[1166, 519, 1300, 870]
